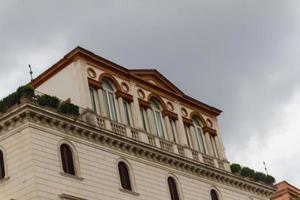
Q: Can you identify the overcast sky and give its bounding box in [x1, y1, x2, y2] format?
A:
[1, 0, 299, 187]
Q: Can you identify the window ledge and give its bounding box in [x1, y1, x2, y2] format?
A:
[0, 176, 10, 184]
[119, 188, 140, 196]
[59, 172, 84, 181]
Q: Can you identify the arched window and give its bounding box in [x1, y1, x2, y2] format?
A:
[60, 144, 75, 175]
[192, 116, 206, 153]
[102, 79, 118, 121]
[151, 99, 165, 138]
[168, 177, 180, 200]
[118, 161, 132, 191]
[210, 189, 219, 200]
[0, 150, 5, 179]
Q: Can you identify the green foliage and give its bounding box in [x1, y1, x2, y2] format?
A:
[254, 172, 267, 182]
[0, 92, 19, 112]
[230, 163, 242, 173]
[0, 84, 35, 113]
[16, 84, 35, 98]
[241, 167, 255, 178]
[265, 175, 276, 184]
[233, 163, 276, 185]
[58, 102, 79, 116]
[37, 94, 60, 109]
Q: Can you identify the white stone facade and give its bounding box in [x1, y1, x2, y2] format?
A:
[0, 47, 275, 200]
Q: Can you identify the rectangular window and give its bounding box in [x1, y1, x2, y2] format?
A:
[210, 135, 218, 158]
[169, 118, 177, 143]
[89, 87, 99, 113]
[123, 100, 132, 126]
[140, 107, 149, 132]
[184, 124, 191, 147]
[153, 110, 165, 139]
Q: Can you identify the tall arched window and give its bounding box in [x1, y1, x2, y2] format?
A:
[192, 116, 206, 153]
[60, 144, 75, 175]
[210, 189, 219, 200]
[118, 161, 132, 191]
[0, 150, 5, 179]
[102, 79, 118, 121]
[168, 177, 180, 200]
[151, 99, 165, 138]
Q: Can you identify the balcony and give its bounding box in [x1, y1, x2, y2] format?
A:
[81, 109, 229, 171]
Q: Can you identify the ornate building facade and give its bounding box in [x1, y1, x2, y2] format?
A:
[0, 47, 275, 200]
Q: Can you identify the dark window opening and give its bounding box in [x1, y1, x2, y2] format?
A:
[60, 144, 75, 175]
[0, 150, 5, 179]
[168, 177, 179, 200]
[211, 189, 219, 200]
[118, 161, 132, 191]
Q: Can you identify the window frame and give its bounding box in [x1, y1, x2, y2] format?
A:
[116, 158, 138, 195]
[208, 187, 222, 200]
[140, 106, 149, 132]
[123, 100, 133, 126]
[166, 175, 183, 200]
[169, 118, 178, 143]
[58, 140, 81, 180]
[192, 117, 207, 154]
[151, 100, 166, 139]
[89, 86, 100, 113]
[102, 79, 118, 121]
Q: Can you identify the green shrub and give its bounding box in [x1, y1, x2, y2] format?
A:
[37, 94, 60, 109]
[16, 84, 35, 99]
[58, 102, 79, 116]
[0, 92, 19, 112]
[265, 175, 275, 185]
[230, 163, 242, 173]
[254, 172, 267, 182]
[241, 167, 255, 178]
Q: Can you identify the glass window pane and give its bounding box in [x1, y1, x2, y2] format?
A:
[89, 87, 97, 112]
[196, 127, 206, 153]
[123, 101, 131, 126]
[184, 125, 191, 147]
[155, 111, 164, 138]
[169, 119, 177, 142]
[168, 177, 180, 200]
[103, 90, 110, 117]
[108, 92, 117, 121]
[118, 162, 132, 191]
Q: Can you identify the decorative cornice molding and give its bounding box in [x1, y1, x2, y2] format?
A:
[0, 104, 275, 197]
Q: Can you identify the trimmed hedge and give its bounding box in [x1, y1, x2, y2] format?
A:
[37, 94, 60, 109]
[0, 84, 34, 113]
[241, 167, 255, 178]
[230, 163, 242, 173]
[58, 102, 79, 116]
[230, 163, 276, 185]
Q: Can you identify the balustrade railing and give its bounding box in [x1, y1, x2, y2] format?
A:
[131, 129, 139, 140]
[203, 155, 215, 167]
[148, 135, 156, 146]
[111, 121, 126, 136]
[159, 139, 173, 153]
[96, 116, 105, 129]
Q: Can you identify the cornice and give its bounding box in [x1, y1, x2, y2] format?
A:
[0, 104, 275, 197]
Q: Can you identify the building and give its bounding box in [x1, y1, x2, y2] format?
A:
[0, 47, 275, 200]
[271, 181, 300, 200]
